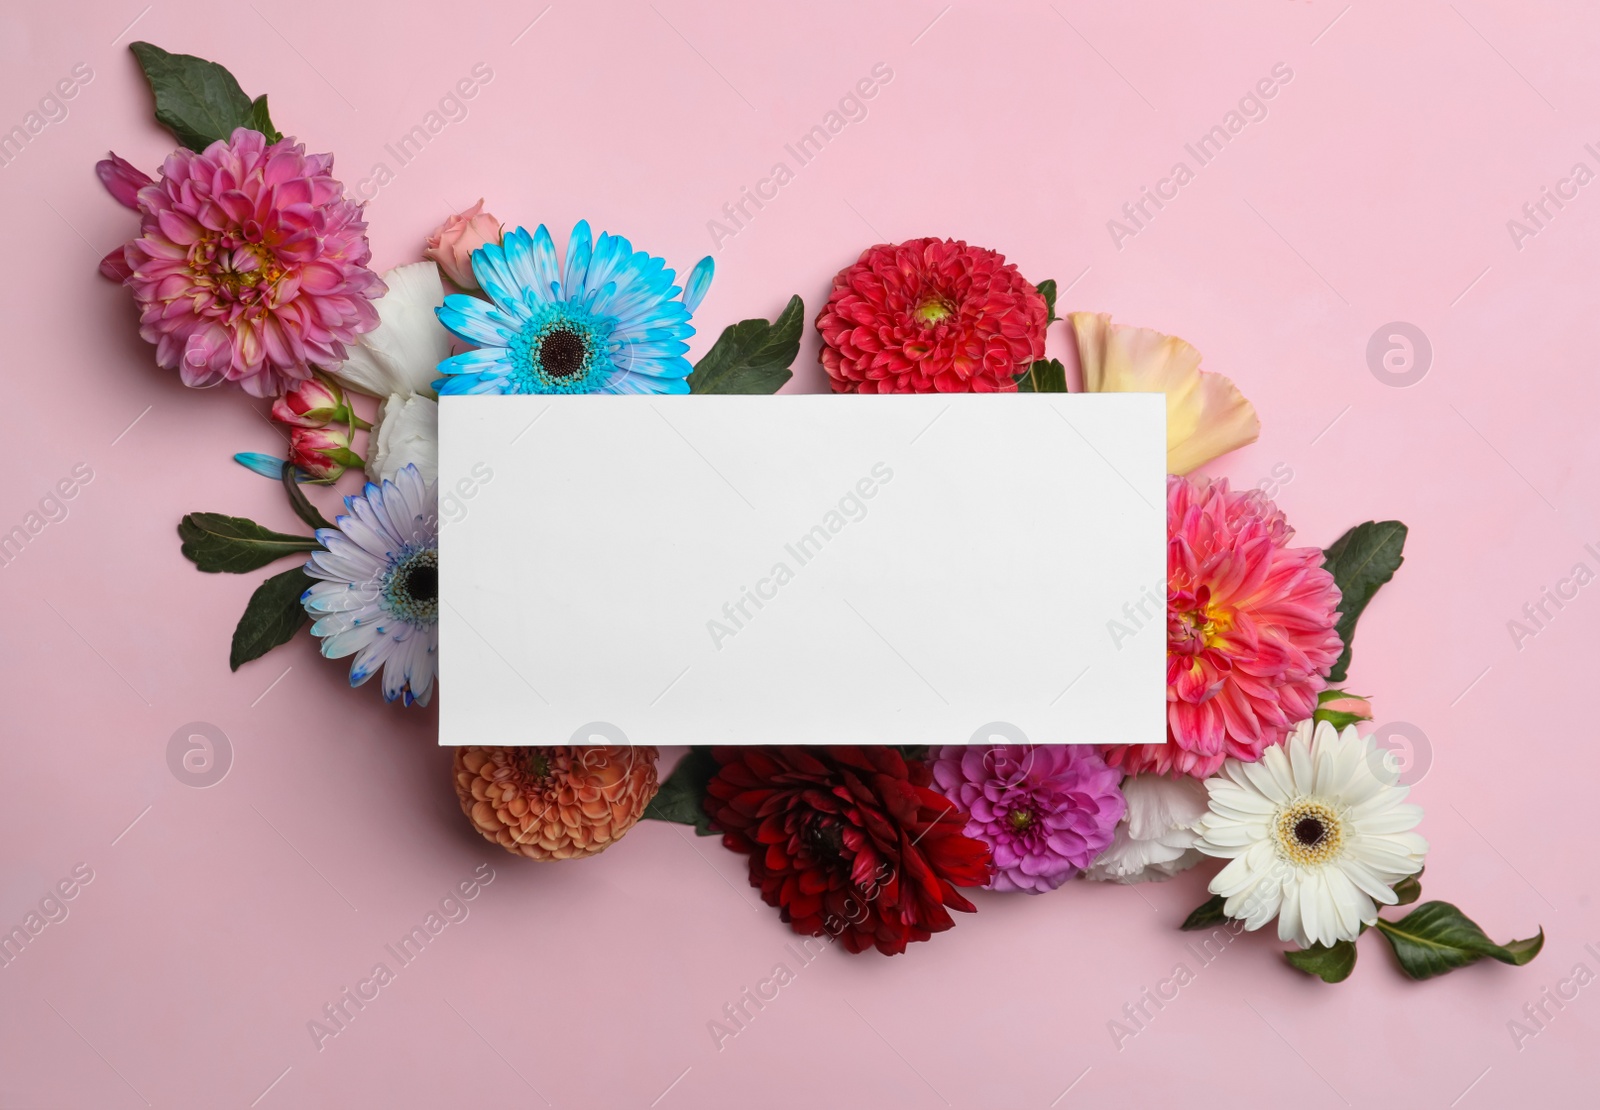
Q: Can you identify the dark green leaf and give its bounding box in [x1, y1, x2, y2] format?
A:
[1015, 358, 1068, 393]
[1036, 278, 1058, 325]
[1374, 901, 1543, 980]
[687, 295, 803, 394]
[281, 464, 332, 531]
[1181, 893, 1229, 931]
[1392, 871, 1423, 906]
[642, 746, 719, 835]
[1284, 939, 1358, 983]
[129, 42, 271, 150]
[179, 512, 320, 574]
[1321, 521, 1408, 682]
[229, 567, 311, 671]
[244, 94, 282, 143]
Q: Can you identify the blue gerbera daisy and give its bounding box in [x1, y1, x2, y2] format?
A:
[433, 222, 714, 395]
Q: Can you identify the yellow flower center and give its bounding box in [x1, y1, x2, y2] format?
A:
[914, 298, 952, 325]
[1274, 800, 1345, 866]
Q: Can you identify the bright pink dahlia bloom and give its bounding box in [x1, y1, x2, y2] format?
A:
[816, 238, 1048, 393]
[97, 129, 384, 397]
[929, 744, 1125, 893]
[1102, 476, 1343, 779]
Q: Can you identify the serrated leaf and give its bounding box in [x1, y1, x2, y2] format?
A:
[179, 513, 320, 573]
[230, 566, 311, 671]
[1036, 278, 1058, 325]
[1181, 893, 1229, 931]
[1392, 871, 1423, 906]
[687, 295, 803, 394]
[1284, 939, 1358, 983]
[1321, 520, 1408, 683]
[642, 746, 719, 835]
[129, 42, 274, 150]
[1016, 358, 1068, 393]
[281, 464, 332, 531]
[1374, 901, 1543, 980]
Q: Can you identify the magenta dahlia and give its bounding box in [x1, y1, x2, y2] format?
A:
[1102, 476, 1343, 779]
[816, 238, 1048, 393]
[930, 743, 1124, 893]
[97, 129, 385, 397]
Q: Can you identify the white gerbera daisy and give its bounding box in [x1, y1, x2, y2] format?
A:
[301, 463, 439, 707]
[1195, 719, 1427, 948]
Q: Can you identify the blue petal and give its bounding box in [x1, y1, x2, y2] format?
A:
[681, 255, 714, 313]
[564, 220, 594, 296]
[233, 451, 286, 479]
[437, 296, 519, 348]
[470, 237, 522, 312]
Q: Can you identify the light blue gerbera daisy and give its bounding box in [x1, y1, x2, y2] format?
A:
[433, 222, 714, 395]
[301, 464, 438, 707]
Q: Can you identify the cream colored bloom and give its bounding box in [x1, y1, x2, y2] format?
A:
[1085, 774, 1209, 884]
[369, 393, 438, 483]
[1069, 312, 1259, 474]
[329, 262, 453, 399]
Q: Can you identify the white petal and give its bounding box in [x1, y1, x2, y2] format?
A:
[328, 262, 451, 398]
[370, 393, 439, 483]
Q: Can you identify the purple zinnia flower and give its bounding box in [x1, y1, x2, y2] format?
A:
[930, 743, 1125, 893]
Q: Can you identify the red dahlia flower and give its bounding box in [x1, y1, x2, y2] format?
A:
[704, 747, 990, 955]
[816, 238, 1048, 393]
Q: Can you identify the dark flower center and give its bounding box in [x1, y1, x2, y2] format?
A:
[537, 326, 588, 378]
[1008, 808, 1037, 832]
[404, 564, 438, 603]
[1293, 816, 1327, 846]
[807, 820, 845, 860]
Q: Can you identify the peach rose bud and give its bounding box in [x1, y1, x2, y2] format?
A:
[424, 200, 501, 291]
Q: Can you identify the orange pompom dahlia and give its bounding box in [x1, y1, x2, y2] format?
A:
[454, 746, 659, 860]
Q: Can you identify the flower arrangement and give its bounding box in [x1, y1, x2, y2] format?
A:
[104, 44, 1542, 983]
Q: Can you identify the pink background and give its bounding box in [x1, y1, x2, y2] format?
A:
[2, 0, 1597, 1106]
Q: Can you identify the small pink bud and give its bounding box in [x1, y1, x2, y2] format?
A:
[424, 199, 501, 291]
[289, 425, 364, 482]
[272, 374, 351, 429]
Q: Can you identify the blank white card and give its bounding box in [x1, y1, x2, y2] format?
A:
[438, 393, 1166, 748]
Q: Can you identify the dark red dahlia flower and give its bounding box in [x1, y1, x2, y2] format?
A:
[704, 746, 991, 955]
[816, 238, 1049, 393]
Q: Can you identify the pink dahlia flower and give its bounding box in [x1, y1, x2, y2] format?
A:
[1102, 476, 1343, 779]
[929, 743, 1125, 893]
[816, 238, 1048, 393]
[97, 129, 385, 397]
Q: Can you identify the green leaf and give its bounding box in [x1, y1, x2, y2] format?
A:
[687, 295, 803, 394]
[179, 513, 320, 574]
[129, 42, 275, 150]
[642, 746, 719, 835]
[1036, 278, 1058, 325]
[1284, 939, 1359, 983]
[1374, 901, 1544, 980]
[245, 94, 283, 143]
[1321, 520, 1408, 683]
[230, 567, 311, 671]
[1015, 358, 1068, 393]
[1180, 893, 1229, 931]
[1392, 871, 1423, 907]
[281, 464, 332, 532]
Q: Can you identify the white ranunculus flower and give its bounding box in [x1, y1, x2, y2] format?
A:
[329, 262, 452, 399]
[1195, 719, 1428, 949]
[369, 393, 438, 483]
[1085, 774, 1209, 884]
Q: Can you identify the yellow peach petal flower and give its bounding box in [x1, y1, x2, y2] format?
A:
[1070, 312, 1260, 475]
